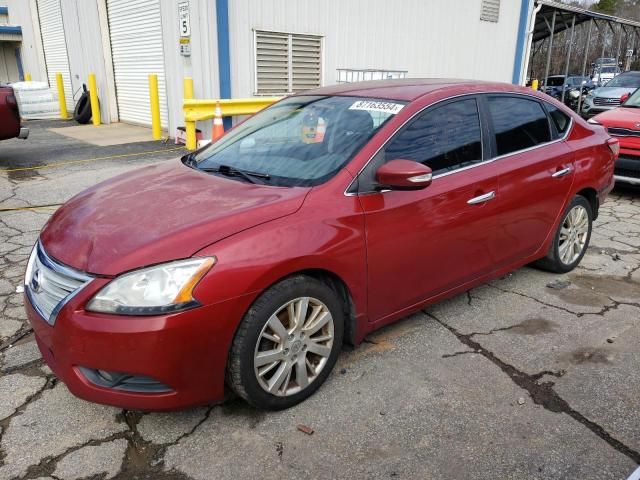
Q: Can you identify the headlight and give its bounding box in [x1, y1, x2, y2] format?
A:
[86, 257, 216, 315]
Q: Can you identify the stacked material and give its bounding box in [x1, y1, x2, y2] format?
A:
[11, 81, 59, 119]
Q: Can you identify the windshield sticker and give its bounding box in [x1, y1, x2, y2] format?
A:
[349, 100, 404, 115]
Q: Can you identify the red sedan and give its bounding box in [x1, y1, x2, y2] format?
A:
[24, 80, 617, 410]
[589, 88, 640, 185]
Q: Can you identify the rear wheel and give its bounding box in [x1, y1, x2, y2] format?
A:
[535, 195, 592, 273]
[227, 275, 344, 409]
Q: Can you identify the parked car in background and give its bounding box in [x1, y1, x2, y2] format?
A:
[541, 75, 566, 99]
[24, 80, 617, 411]
[592, 65, 621, 86]
[0, 84, 29, 142]
[589, 87, 640, 185]
[582, 71, 640, 117]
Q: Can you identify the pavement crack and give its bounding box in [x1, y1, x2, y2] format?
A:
[426, 310, 640, 464]
[487, 283, 586, 317]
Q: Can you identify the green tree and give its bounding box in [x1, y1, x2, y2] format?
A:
[593, 0, 618, 14]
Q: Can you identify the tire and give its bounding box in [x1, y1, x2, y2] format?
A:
[73, 91, 92, 124]
[535, 195, 593, 273]
[227, 275, 344, 410]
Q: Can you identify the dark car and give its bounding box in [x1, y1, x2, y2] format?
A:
[24, 79, 617, 411]
[0, 84, 28, 141]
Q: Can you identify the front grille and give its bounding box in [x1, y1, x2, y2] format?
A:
[593, 97, 621, 107]
[607, 127, 640, 137]
[615, 167, 640, 179]
[25, 242, 92, 326]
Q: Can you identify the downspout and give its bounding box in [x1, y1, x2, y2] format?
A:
[513, 0, 535, 84]
[215, 0, 232, 130]
[521, 1, 543, 85]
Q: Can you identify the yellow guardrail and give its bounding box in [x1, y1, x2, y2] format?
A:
[183, 97, 281, 150]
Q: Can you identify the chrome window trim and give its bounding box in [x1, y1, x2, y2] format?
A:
[25, 241, 93, 326]
[344, 91, 574, 196]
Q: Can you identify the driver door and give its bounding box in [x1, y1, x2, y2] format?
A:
[357, 97, 500, 323]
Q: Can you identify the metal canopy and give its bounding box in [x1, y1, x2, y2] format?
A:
[533, 0, 640, 43]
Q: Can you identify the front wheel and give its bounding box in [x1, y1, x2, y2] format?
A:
[535, 195, 593, 273]
[227, 275, 344, 410]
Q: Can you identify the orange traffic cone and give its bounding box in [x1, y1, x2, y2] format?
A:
[211, 101, 224, 141]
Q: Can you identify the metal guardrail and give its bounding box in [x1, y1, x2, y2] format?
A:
[183, 97, 281, 150]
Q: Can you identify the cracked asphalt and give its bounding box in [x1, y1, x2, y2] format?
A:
[1, 120, 640, 480]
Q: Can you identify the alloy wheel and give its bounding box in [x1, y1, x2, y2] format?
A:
[558, 205, 589, 265]
[253, 297, 334, 397]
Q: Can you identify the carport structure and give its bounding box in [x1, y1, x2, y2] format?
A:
[524, 0, 640, 104]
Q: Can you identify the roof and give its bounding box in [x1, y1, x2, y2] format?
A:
[534, 0, 640, 43]
[302, 78, 497, 101]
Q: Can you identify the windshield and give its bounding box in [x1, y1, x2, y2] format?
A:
[567, 77, 588, 86]
[600, 67, 618, 74]
[623, 88, 640, 108]
[546, 77, 565, 87]
[604, 74, 640, 88]
[192, 95, 405, 187]
[595, 58, 616, 65]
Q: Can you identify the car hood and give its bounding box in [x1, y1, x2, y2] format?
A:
[593, 86, 636, 98]
[593, 107, 640, 128]
[40, 159, 309, 276]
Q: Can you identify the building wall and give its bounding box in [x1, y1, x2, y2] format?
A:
[6, 0, 47, 82]
[229, 0, 521, 98]
[159, 0, 219, 136]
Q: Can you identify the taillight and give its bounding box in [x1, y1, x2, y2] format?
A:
[6, 94, 18, 111]
[607, 138, 620, 159]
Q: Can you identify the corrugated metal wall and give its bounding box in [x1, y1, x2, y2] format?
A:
[228, 0, 521, 98]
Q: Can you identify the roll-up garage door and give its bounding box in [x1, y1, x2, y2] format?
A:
[106, 0, 168, 127]
[37, 0, 74, 112]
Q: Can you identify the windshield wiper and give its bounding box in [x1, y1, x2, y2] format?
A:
[199, 164, 270, 184]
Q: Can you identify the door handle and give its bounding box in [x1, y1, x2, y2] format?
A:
[467, 191, 496, 205]
[552, 167, 572, 178]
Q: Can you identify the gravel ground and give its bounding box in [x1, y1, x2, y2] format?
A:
[1, 120, 639, 480]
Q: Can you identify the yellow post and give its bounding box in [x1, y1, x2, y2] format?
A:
[56, 73, 69, 120]
[25, 73, 32, 81]
[149, 74, 161, 140]
[184, 77, 194, 100]
[88, 73, 101, 126]
[184, 77, 196, 150]
[531, 79, 539, 91]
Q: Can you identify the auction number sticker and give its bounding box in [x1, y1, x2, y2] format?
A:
[349, 100, 404, 114]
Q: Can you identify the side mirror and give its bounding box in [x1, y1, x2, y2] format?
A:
[376, 159, 432, 190]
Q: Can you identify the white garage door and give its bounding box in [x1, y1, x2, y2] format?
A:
[107, 0, 168, 127]
[37, 0, 74, 112]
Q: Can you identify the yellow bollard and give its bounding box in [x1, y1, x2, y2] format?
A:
[56, 73, 69, 119]
[149, 74, 161, 140]
[25, 73, 32, 81]
[88, 73, 101, 126]
[531, 79, 539, 91]
[184, 77, 194, 100]
[184, 77, 196, 150]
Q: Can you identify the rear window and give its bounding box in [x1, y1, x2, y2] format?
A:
[487, 96, 551, 156]
[545, 103, 571, 138]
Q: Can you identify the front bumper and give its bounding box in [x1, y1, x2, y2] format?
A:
[25, 281, 254, 411]
[614, 154, 640, 185]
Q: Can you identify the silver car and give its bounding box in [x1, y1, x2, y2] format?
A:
[582, 71, 640, 117]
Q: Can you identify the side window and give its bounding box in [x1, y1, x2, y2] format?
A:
[545, 103, 571, 138]
[487, 96, 551, 156]
[384, 99, 482, 175]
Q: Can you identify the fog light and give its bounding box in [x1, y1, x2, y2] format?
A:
[79, 367, 172, 393]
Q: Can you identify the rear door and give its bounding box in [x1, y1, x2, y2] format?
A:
[358, 96, 500, 322]
[485, 95, 575, 267]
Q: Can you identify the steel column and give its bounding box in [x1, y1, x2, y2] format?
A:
[561, 15, 577, 103]
[544, 11, 557, 92]
[578, 19, 594, 113]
